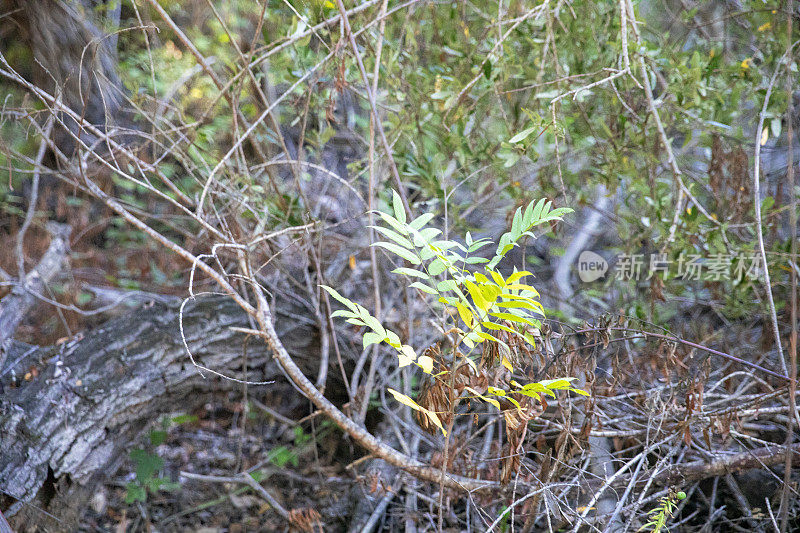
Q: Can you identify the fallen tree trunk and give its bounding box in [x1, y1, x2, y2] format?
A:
[0, 295, 320, 531]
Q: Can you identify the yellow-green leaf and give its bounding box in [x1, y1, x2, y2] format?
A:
[401, 344, 417, 362]
[456, 302, 474, 328]
[423, 409, 447, 436]
[417, 355, 434, 374]
[465, 280, 488, 311]
[387, 388, 421, 410]
[392, 190, 406, 224]
[465, 386, 501, 410]
[505, 271, 532, 284]
[489, 270, 506, 286]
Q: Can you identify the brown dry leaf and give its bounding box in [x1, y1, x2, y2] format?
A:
[500, 397, 542, 484]
[288, 508, 323, 533]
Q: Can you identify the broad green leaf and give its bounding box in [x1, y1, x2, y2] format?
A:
[392, 190, 406, 224]
[362, 331, 383, 349]
[409, 281, 438, 294]
[360, 313, 387, 339]
[414, 227, 442, 246]
[373, 242, 421, 264]
[465, 329, 484, 345]
[436, 279, 459, 292]
[392, 267, 429, 279]
[467, 239, 491, 253]
[512, 207, 522, 235]
[371, 225, 414, 248]
[419, 246, 439, 261]
[531, 198, 546, 222]
[377, 211, 409, 235]
[509, 125, 538, 143]
[408, 212, 435, 230]
[461, 334, 475, 349]
[385, 330, 401, 347]
[430, 240, 461, 250]
[439, 295, 460, 306]
[321, 285, 357, 312]
[428, 258, 447, 276]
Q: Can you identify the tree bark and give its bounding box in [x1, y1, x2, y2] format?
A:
[0, 295, 319, 531]
[3, 0, 134, 154]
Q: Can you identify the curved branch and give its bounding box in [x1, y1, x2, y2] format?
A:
[251, 284, 500, 494]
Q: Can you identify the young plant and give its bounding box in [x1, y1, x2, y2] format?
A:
[640, 490, 687, 533]
[124, 415, 194, 504]
[323, 191, 586, 439]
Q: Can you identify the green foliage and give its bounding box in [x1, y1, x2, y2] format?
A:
[262, 422, 331, 468]
[324, 192, 586, 434]
[640, 490, 687, 533]
[267, 445, 299, 468]
[124, 415, 197, 504]
[125, 448, 180, 504]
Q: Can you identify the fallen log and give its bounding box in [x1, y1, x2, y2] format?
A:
[0, 294, 320, 531]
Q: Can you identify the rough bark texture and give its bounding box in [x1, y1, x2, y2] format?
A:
[3, 0, 133, 154]
[0, 295, 319, 531]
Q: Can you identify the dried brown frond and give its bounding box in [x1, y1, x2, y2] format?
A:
[500, 393, 545, 484]
[288, 508, 323, 533]
[416, 344, 486, 434]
